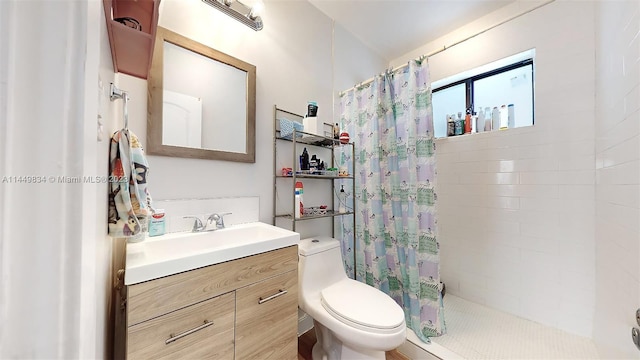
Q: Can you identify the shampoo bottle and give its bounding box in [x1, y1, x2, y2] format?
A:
[508, 104, 515, 128]
[484, 107, 492, 131]
[464, 109, 471, 134]
[499, 105, 508, 129]
[491, 107, 500, 131]
[476, 108, 485, 133]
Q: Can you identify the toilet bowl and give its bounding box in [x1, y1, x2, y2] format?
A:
[298, 237, 406, 360]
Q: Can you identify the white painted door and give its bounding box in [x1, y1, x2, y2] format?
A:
[162, 90, 203, 149]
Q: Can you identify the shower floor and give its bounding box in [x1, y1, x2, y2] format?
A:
[411, 294, 600, 359]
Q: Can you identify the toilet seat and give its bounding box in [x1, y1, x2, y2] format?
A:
[320, 279, 405, 334]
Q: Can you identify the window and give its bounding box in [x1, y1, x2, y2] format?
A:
[432, 55, 534, 138]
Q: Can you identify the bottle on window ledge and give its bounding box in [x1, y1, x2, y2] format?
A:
[476, 107, 484, 133]
[447, 115, 455, 137]
[464, 108, 472, 134]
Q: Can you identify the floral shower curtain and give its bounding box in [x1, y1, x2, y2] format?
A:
[335, 59, 446, 342]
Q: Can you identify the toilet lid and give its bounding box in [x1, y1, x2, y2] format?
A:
[320, 279, 405, 331]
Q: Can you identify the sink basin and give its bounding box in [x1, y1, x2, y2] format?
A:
[125, 222, 299, 285]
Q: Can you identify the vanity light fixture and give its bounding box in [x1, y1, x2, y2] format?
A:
[202, 0, 264, 31]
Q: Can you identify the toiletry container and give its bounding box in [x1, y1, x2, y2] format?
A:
[307, 101, 318, 117]
[464, 109, 471, 134]
[455, 112, 463, 135]
[471, 112, 478, 133]
[476, 108, 484, 133]
[499, 105, 508, 129]
[295, 181, 304, 218]
[508, 104, 515, 128]
[301, 148, 310, 171]
[447, 115, 455, 137]
[484, 107, 492, 131]
[491, 107, 500, 131]
[338, 185, 346, 213]
[148, 209, 166, 237]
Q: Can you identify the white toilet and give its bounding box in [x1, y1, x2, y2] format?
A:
[298, 236, 406, 360]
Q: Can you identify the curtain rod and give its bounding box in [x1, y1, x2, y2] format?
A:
[338, 0, 554, 96]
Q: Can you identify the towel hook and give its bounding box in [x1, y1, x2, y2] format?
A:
[110, 83, 130, 130]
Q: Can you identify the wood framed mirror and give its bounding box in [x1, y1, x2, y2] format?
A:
[147, 26, 256, 162]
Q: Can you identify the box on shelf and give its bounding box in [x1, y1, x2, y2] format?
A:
[303, 117, 333, 138]
[279, 118, 303, 140]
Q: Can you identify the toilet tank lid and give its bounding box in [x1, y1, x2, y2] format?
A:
[299, 236, 340, 256]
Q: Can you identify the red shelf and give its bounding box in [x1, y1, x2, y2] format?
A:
[103, 0, 160, 79]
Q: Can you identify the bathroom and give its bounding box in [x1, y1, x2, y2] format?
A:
[1, 0, 639, 358]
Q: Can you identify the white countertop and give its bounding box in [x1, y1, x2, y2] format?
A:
[125, 222, 299, 285]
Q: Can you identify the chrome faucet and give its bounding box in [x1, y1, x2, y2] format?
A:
[207, 212, 232, 229]
[183, 216, 206, 232]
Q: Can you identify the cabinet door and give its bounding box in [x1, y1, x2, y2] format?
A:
[235, 269, 298, 360]
[128, 245, 298, 326]
[127, 291, 235, 360]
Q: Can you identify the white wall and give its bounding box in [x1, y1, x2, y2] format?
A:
[118, 0, 385, 239]
[125, 0, 336, 224]
[96, 2, 119, 358]
[392, 0, 597, 337]
[333, 21, 389, 114]
[593, 1, 640, 358]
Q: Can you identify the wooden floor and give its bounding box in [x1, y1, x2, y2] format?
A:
[297, 328, 410, 360]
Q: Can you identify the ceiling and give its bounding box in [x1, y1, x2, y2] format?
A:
[308, 0, 516, 61]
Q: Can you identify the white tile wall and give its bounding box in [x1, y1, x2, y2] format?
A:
[593, 1, 640, 358]
[433, 1, 596, 337]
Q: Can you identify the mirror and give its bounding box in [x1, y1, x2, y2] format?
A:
[148, 26, 256, 162]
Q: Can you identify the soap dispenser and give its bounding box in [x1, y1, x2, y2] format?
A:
[338, 185, 346, 213]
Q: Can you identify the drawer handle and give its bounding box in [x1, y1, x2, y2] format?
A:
[165, 320, 214, 345]
[258, 289, 287, 304]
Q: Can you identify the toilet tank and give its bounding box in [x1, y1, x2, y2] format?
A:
[298, 237, 348, 294]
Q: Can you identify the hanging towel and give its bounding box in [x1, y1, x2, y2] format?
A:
[108, 129, 153, 241]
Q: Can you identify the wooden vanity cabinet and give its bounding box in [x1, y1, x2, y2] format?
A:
[128, 291, 235, 359]
[236, 270, 298, 359]
[124, 245, 298, 359]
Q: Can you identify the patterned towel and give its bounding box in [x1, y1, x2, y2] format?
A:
[108, 129, 153, 241]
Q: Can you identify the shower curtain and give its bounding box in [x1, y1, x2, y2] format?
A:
[335, 59, 446, 342]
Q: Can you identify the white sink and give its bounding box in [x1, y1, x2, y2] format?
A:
[125, 222, 299, 285]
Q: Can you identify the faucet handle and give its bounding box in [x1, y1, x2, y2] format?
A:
[208, 212, 232, 229]
[183, 216, 204, 232]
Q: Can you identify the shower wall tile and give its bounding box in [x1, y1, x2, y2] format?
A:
[486, 196, 520, 210]
[557, 308, 594, 338]
[418, 0, 640, 348]
[427, 1, 601, 339]
[519, 234, 558, 254]
[559, 155, 595, 171]
[483, 290, 520, 316]
[519, 171, 559, 185]
[518, 287, 561, 328]
[558, 185, 594, 200]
